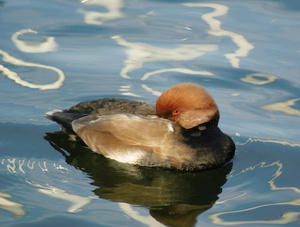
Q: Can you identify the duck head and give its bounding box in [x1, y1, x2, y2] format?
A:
[156, 83, 219, 129]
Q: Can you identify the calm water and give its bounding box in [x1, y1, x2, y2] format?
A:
[1, 0, 300, 226]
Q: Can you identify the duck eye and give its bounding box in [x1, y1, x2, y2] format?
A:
[172, 109, 180, 115]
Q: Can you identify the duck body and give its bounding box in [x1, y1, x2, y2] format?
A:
[46, 83, 235, 171]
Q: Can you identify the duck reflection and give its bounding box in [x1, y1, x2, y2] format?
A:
[45, 131, 232, 227]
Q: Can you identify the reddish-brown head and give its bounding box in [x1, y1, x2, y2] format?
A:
[156, 83, 219, 129]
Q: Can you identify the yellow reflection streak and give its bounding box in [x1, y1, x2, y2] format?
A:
[6, 158, 17, 174]
[2, 158, 93, 214]
[140, 68, 213, 97]
[112, 35, 216, 79]
[118, 84, 141, 97]
[241, 73, 278, 85]
[119, 203, 164, 227]
[11, 29, 58, 53]
[141, 68, 213, 81]
[236, 137, 300, 148]
[229, 160, 300, 194]
[26, 181, 93, 213]
[139, 68, 213, 97]
[210, 200, 300, 225]
[141, 84, 163, 97]
[262, 98, 300, 116]
[79, 0, 124, 25]
[210, 138, 300, 225]
[0, 192, 25, 217]
[184, 3, 254, 68]
[0, 50, 65, 90]
[2, 158, 70, 174]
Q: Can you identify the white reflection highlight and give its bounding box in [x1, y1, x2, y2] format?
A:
[210, 200, 300, 225]
[216, 192, 247, 205]
[112, 35, 217, 79]
[38, 161, 48, 172]
[27, 182, 92, 213]
[6, 158, 17, 174]
[12, 29, 58, 53]
[184, 3, 254, 68]
[241, 73, 278, 85]
[139, 68, 213, 97]
[2, 158, 70, 174]
[27, 160, 35, 170]
[79, 0, 124, 25]
[262, 98, 300, 116]
[1, 159, 88, 213]
[119, 203, 164, 227]
[209, 138, 300, 225]
[0, 192, 25, 217]
[229, 159, 300, 194]
[18, 159, 26, 174]
[141, 68, 213, 81]
[118, 84, 141, 97]
[236, 137, 300, 148]
[141, 84, 162, 97]
[0, 50, 65, 90]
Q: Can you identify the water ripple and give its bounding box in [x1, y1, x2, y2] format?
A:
[0, 49, 64, 90]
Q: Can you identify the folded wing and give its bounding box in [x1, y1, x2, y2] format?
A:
[72, 114, 192, 167]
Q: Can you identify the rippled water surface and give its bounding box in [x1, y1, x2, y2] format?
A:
[1, 0, 300, 226]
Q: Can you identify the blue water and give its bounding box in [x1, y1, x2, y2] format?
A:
[1, 0, 300, 226]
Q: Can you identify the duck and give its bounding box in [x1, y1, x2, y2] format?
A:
[45, 83, 235, 171]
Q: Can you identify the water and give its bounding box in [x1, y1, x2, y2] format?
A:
[1, 0, 300, 226]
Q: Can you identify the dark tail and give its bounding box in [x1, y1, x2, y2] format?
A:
[45, 110, 87, 137]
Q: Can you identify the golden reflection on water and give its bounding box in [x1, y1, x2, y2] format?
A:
[0, 49, 65, 90]
[112, 35, 217, 80]
[262, 98, 300, 116]
[1, 158, 94, 215]
[11, 29, 58, 53]
[26, 181, 94, 213]
[210, 198, 300, 225]
[237, 137, 300, 148]
[240, 72, 300, 117]
[0, 192, 25, 218]
[108, 2, 254, 97]
[183, 3, 254, 68]
[79, 0, 124, 25]
[118, 203, 165, 227]
[1, 1, 255, 95]
[1, 29, 64, 90]
[241, 72, 278, 85]
[209, 138, 300, 225]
